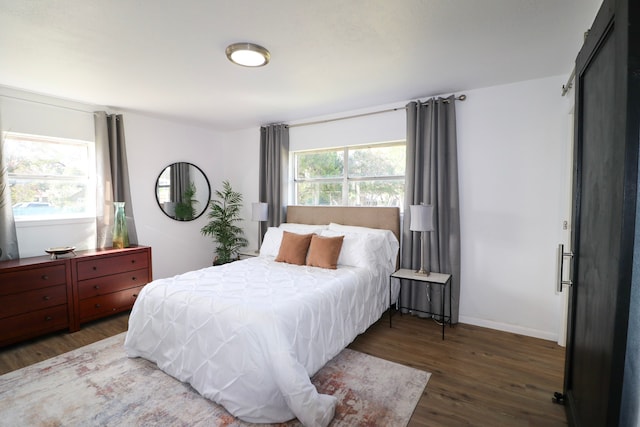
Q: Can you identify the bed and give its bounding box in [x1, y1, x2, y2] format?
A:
[124, 206, 400, 426]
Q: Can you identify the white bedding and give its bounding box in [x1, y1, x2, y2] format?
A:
[125, 254, 398, 426]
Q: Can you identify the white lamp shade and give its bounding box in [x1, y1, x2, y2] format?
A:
[252, 202, 269, 221]
[409, 204, 434, 232]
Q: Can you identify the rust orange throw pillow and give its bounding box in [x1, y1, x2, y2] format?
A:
[306, 234, 344, 269]
[275, 231, 315, 265]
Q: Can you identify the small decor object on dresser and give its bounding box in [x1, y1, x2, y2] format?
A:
[45, 246, 76, 259]
[112, 202, 129, 249]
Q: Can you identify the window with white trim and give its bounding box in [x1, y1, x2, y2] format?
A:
[4, 132, 95, 220]
[293, 141, 405, 207]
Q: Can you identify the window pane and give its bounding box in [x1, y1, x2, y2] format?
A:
[156, 167, 171, 204]
[296, 182, 343, 205]
[348, 145, 405, 178]
[11, 178, 91, 217]
[348, 180, 404, 207]
[296, 150, 344, 180]
[5, 133, 94, 219]
[7, 138, 89, 177]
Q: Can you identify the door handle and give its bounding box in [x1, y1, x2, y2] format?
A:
[556, 243, 574, 292]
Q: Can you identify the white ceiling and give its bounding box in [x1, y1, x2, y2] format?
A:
[0, 0, 602, 131]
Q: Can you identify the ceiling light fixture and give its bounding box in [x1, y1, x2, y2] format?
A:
[225, 42, 270, 67]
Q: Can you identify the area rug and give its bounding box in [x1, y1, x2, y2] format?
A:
[0, 333, 430, 426]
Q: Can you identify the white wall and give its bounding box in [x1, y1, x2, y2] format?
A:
[230, 75, 572, 341]
[124, 112, 243, 279]
[456, 76, 572, 340]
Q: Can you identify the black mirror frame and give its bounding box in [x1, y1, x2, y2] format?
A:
[155, 162, 211, 221]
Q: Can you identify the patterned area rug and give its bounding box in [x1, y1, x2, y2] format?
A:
[0, 333, 430, 426]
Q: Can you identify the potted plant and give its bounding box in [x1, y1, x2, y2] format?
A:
[201, 180, 248, 264]
[174, 182, 198, 221]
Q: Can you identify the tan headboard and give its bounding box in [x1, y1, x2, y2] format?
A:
[286, 205, 400, 243]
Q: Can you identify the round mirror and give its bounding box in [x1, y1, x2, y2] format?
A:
[155, 162, 211, 221]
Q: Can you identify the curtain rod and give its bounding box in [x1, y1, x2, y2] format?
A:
[287, 94, 466, 129]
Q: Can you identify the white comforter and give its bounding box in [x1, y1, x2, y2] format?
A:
[124, 255, 397, 426]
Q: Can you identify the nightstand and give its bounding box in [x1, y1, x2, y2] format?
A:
[389, 268, 452, 339]
[237, 250, 259, 260]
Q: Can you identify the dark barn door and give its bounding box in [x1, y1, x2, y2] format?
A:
[563, 0, 640, 425]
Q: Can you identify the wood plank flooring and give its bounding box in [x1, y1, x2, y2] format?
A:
[350, 314, 567, 427]
[0, 311, 567, 426]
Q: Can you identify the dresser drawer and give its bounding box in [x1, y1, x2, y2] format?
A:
[79, 286, 143, 323]
[0, 305, 68, 346]
[0, 285, 67, 319]
[0, 264, 67, 296]
[77, 268, 149, 299]
[75, 251, 149, 281]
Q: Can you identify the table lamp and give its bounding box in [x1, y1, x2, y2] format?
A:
[252, 202, 269, 253]
[409, 204, 434, 275]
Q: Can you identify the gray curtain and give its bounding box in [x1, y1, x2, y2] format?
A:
[259, 124, 289, 237]
[94, 112, 138, 248]
[170, 162, 190, 204]
[0, 126, 19, 261]
[401, 96, 461, 324]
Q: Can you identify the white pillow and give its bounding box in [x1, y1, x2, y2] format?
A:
[259, 227, 284, 257]
[327, 223, 399, 266]
[279, 223, 327, 234]
[321, 229, 393, 269]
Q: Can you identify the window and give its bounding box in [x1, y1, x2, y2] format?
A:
[294, 142, 405, 207]
[4, 132, 95, 220]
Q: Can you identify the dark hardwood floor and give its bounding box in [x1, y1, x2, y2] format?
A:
[350, 314, 567, 427]
[0, 311, 567, 426]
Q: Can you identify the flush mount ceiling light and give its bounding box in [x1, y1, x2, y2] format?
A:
[225, 42, 270, 67]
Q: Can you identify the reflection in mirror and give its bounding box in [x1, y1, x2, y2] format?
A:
[155, 162, 211, 221]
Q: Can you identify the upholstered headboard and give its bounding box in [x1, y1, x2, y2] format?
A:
[285, 205, 401, 243]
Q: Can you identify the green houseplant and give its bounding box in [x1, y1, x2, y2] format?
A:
[201, 180, 248, 264]
[174, 182, 198, 221]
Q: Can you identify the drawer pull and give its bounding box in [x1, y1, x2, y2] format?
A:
[41, 275, 49, 280]
[133, 294, 139, 298]
[45, 316, 53, 321]
[43, 295, 51, 301]
[131, 259, 136, 264]
[95, 303, 101, 308]
[131, 276, 137, 281]
[92, 266, 97, 271]
[94, 285, 100, 290]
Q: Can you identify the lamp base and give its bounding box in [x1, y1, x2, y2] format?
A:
[415, 268, 430, 276]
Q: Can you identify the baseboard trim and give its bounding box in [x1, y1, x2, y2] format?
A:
[459, 316, 559, 342]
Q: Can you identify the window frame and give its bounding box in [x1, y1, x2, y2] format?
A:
[293, 140, 406, 207]
[4, 131, 96, 222]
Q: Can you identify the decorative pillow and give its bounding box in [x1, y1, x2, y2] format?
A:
[275, 231, 315, 265]
[259, 227, 284, 257]
[306, 234, 344, 269]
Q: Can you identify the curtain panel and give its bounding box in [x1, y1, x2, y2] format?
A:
[170, 162, 190, 205]
[94, 112, 138, 248]
[401, 96, 461, 323]
[0, 125, 19, 261]
[259, 124, 289, 238]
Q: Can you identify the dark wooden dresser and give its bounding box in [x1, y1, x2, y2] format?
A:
[0, 245, 152, 347]
[0, 257, 73, 347]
